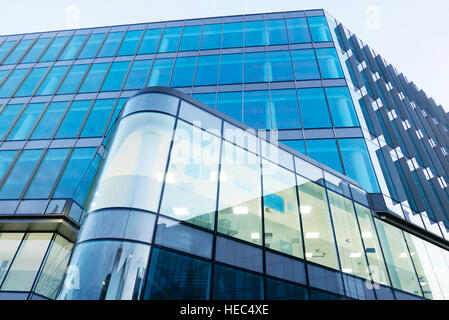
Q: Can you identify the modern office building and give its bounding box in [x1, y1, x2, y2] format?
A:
[0, 8, 448, 300]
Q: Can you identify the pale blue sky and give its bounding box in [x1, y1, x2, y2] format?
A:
[1, 0, 448, 111]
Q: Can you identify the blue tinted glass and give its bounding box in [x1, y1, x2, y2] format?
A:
[14, 67, 48, 97]
[325, 87, 360, 127]
[222, 22, 243, 48]
[31, 101, 68, 140]
[265, 19, 288, 45]
[244, 20, 266, 47]
[192, 93, 216, 108]
[39, 36, 69, 62]
[144, 248, 211, 300]
[138, 29, 162, 54]
[271, 89, 301, 129]
[170, 56, 197, 87]
[200, 24, 222, 50]
[291, 49, 320, 80]
[59, 35, 87, 60]
[0, 41, 17, 62]
[306, 139, 343, 173]
[35, 65, 68, 96]
[213, 264, 263, 300]
[217, 91, 242, 122]
[0, 70, 8, 84]
[101, 61, 131, 92]
[158, 27, 182, 53]
[0, 69, 28, 98]
[281, 140, 306, 154]
[298, 88, 331, 128]
[78, 63, 109, 93]
[0, 149, 43, 199]
[3, 39, 33, 65]
[80, 99, 115, 137]
[53, 147, 97, 200]
[97, 32, 124, 57]
[308, 16, 332, 42]
[244, 52, 268, 83]
[244, 90, 271, 129]
[24, 148, 69, 199]
[266, 278, 308, 300]
[105, 98, 127, 134]
[55, 100, 92, 138]
[78, 33, 105, 59]
[316, 48, 344, 79]
[123, 59, 152, 90]
[339, 138, 380, 193]
[219, 53, 243, 84]
[57, 64, 88, 94]
[0, 151, 17, 181]
[0, 104, 23, 139]
[117, 30, 143, 56]
[194, 55, 219, 86]
[267, 51, 294, 82]
[21, 38, 51, 63]
[147, 58, 174, 87]
[6, 103, 46, 141]
[286, 18, 311, 43]
[179, 25, 202, 51]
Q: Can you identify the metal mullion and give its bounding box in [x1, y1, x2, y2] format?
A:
[0, 38, 22, 65]
[115, 57, 134, 93]
[48, 97, 75, 140]
[29, 64, 53, 97]
[142, 24, 166, 88]
[73, 98, 98, 139]
[0, 67, 14, 89]
[1, 102, 30, 141]
[44, 61, 73, 96]
[35, 36, 57, 63]
[0, 232, 27, 289]
[131, 27, 147, 57]
[8, 66, 34, 98]
[91, 30, 110, 59]
[15, 38, 38, 65]
[258, 138, 267, 300]
[110, 29, 128, 58]
[62, 31, 91, 61]
[0, 149, 23, 190]
[400, 228, 426, 298]
[44, 147, 75, 205]
[23, 100, 52, 142]
[100, 97, 121, 138]
[51, 35, 71, 62]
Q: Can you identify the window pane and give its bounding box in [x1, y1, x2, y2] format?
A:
[137, 28, 162, 54]
[170, 56, 197, 87]
[14, 67, 48, 97]
[101, 61, 131, 92]
[194, 55, 219, 86]
[35, 65, 68, 96]
[266, 278, 308, 300]
[213, 264, 263, 300]
[265, 19, 288, 45]
[6, 102, 46, 141]
[78, 63, 109, 93]
[160, 120, 220, 230]
[39, 36, 69, 62]
[222, 22, 243, 48]
[179, 25, 202, 51]
[217, 92, 242, 122]
[31, 101, 68, 140]
[243, 90, 271, 130]
[244, 20, 265, 47]
[147, 58, 174, 87]
[325, 87, 359, 127]
[375, 219, 422, 296]
[78, 33, 105, 59]
[117, 30, 142, 56]
[97, 32, 124, 57]
[105, 98, 127, 134]
[286, 18, 311, 44]
[158, 27, 182, 53]
[0, 151, 17, 180]
[0, 41, 18, 61]
[144, 248, 211, 300]
[200, 24, 222, 50]
[267, 51, 294, 82]
[281, 140, 305, 154]
[3, 39, 33, 65]
[244, 52, 268, 83]
[0, 233, 23, 285]
[262, 160, 303, 258]
[57, 64, 88, 94]
[297, 177, 339, 270]
[219, 53, 243, 85]
[0, 104, 24, 138]
[192, 93, 216, 108]
[80, 99, 115, 137]
[297, 88, 331, 128]
[1, 233, 52, 292]
[306, 139, 342, 173]
[0, 149, 43, 199]
[270, 91, 301, 132]
[217, 141, 262, 245]
[123, 59, 152, 90]
[55, 100, 92, 138]
[21, 38, 51, 64]
[316, 48, 344, 79]
[24, 149, 69, 199]
[58, 35, 86, 60]
[291, 49, 320, 80]
[0, 70, 8, 84]
[0, 68, 28, 98]
[308, 16, 332, 42]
